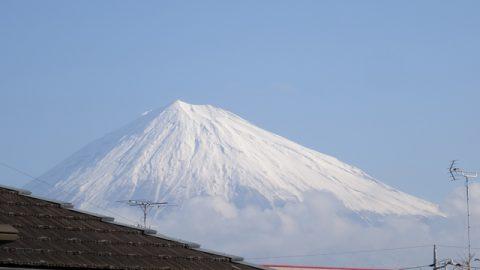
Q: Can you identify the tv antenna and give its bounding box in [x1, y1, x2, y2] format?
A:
[449, 160, 478, 270]
[117, 199, 175, 228]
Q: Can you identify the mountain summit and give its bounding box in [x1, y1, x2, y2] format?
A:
[31, 100, 442, 217]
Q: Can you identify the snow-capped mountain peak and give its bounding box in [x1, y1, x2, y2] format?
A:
[30, 100, 443, 217]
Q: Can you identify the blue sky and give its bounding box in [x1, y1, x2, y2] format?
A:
[0, 0, 479, 203]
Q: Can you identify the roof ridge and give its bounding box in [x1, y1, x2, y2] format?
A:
[0, 184, 31, 195]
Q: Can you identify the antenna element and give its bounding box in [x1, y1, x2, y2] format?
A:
[117, 199, 173, 228]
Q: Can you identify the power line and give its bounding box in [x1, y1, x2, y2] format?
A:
[0, 162, 52, 188]
[397, 264, 433, 270]
[246, 245, 433, 260]
[437, 245, 480, 251]
[437, 245, 469, 249]
[0, 161, 140, 226]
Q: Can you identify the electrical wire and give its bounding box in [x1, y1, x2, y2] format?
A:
[246, 244, 433, 260]
[0, 162, 52, 188]
[0, 161, 141, 226]
[437, 244, 480, 250]
[397, 264, 433, 270]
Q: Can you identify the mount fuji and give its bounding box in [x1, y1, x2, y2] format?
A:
[29, 100, 442, 218]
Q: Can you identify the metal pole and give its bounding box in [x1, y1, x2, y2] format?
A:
[143, 204, 147, 228]
[466, 176, 472, 270]
[433, 244, 438, 270]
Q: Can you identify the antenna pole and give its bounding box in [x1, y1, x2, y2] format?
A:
[142, 204, 148, 228]
[433, 244, 438, 270]
[448, 160, 478, 270]
[465, 176, 472, 270]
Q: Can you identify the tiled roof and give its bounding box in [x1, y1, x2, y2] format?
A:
[0, 185, 266, 270]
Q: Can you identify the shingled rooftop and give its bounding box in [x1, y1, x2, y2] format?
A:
[0, 185, 266, 270]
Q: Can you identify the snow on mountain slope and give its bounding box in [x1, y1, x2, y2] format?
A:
[29, 100, 442, 217]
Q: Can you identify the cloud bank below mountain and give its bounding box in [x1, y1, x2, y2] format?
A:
[88, 184, 479, 268]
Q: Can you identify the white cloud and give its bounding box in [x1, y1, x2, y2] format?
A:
[95, 185, 480, 268]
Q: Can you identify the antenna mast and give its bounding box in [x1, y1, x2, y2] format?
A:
[449, 160, 478, 270]
[117, 200, 169, 228]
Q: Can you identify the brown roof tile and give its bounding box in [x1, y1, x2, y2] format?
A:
[0, 186, 265, 270]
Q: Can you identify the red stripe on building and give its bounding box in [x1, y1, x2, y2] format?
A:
[263, 265, 390, 270]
